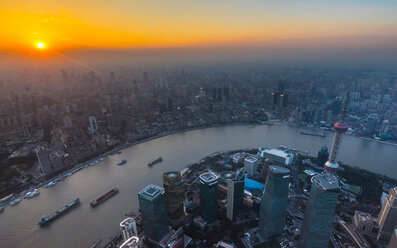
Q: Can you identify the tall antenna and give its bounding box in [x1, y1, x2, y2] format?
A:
[325, 88, 350, 172]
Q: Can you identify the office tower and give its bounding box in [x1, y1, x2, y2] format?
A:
[138, 184, 169, 242]
[217, 88, 223, 102]
[167, 98, 173, 111]
[163, 171, 185, 228]
[377, 187, 397, 244]
[244, 156, 259, 177]
[387, 229, 397, 248]
[226, 169, 245, 221]
[120, 217, 138, 242]
[63, 116, 73, 128]
[316, 146, 329, 167]
[271, 92, 279, 107]
[331, 96, 342, 115]
[88, 116, 98, 134]
[365, 113, 378, 136]
[259, 166, 290, 239]
[223, 87, 229, 101]
[300, 174, 339, 248]
[379, 120, 390, 135]
[199, 172, 219, 224]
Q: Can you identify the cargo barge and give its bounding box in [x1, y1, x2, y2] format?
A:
[90, 187, 119, 207]
[148, 157, 162, 167]
[300, 131, 326, 137]
[38, 198, 80, 226]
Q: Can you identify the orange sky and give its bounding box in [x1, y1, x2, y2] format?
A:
[1, 0, 397, 55]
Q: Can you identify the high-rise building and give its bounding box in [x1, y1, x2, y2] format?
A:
[316, 146, 329, 167]
[120, 217, 138, 242]
[365, 113, 378, 136]
[163, 171, 185, 228]
[63, 116, 73, 128]
[387, 229, 397, 248]
[244, 156, 259, 177]
[138, 184, 169, 242]
[377, 187, 397, 244]
[199, 172, 219, 224]
[379, 120, 390, 135]
[88, 116, 98, 134]
[259, 166, 290, 240]
[299, 174, 339, 248]
[226, 169, 245, 221]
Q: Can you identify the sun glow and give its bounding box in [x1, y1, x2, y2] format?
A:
[37, 42, 45, 49]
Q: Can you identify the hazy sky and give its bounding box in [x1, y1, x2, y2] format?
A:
[1, 0, 397, 66]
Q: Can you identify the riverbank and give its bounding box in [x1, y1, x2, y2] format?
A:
[282, 120, 397, 147]
[0, 122, 260, 208]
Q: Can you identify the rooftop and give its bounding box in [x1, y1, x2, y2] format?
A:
[164, 171, 179, 179]
[139, 184, 164, 199]
[312, 174, 339, 191]
[120, 236, 140, 248]
[245, 156, 258, 163]
[269, 165, 290, 175]
[355, 211, 372, 223]
[199, 172, 218, 183]
[262, 148, 292, 159]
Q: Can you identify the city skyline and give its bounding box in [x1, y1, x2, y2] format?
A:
[1, 1, 397, 248]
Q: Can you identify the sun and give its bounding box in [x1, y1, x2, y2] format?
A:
[36, 42, 45, 49]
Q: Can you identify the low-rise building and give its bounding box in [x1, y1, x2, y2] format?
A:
[258, 147, 293, 165]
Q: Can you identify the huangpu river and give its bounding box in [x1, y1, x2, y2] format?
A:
[1, 123, 396, 248]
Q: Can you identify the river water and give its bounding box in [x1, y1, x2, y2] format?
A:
[1, 123, 396, 248]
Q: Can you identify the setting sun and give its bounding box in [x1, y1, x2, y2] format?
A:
[37, 42, 45, 49]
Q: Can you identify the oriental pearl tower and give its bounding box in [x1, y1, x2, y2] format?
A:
[324, 90, 350, 172]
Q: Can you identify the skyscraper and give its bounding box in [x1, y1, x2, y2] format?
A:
[138, 184, 169, 242]
[199, 172, 219, 224]
[259, 166, 290, 239]
[299, 174, 339, 248]
[226, 169, 245, 221]
[163, 171, 185, 228]
[244, 156, 259, 177]
[377, 187, 397, 244]
[387, 229, 397, 248]
[88, 116, 98, 134]
[316, 146, 329, 167]
[379, 120, 390, 135]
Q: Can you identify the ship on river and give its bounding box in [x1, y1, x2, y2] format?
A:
[148, 157, 162, 167]
[300, 131, 326, 137]
[90, 187, 119, 207]
[117, 160, 127, 166]
[38, 199, 80, 226]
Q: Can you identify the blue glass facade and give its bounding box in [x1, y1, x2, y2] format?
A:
[300, 174, 339, 248]
[199, 172, 219, 224]
[259, 166, 290, 239]
[138, 184, 169, 242]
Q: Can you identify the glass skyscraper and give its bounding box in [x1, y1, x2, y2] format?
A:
[199, 172, 219, 224]
[226, 169, 245, 221]
[163, 171, 185, 228]
[138, 184, 169, 242]
[377, 187, 397, 244]
[259, 166, 290, 239]
[300, 174, 339, 248]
